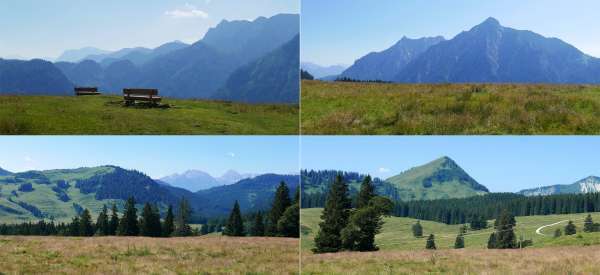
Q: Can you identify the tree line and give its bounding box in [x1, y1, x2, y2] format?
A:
[0, 197, 194, 237]
[222, 181, 299, 238]
[312, 175, 393, 253]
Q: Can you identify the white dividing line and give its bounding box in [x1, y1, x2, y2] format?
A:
[535, 220, 568, 236]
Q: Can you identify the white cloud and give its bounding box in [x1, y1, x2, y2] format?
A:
[24, 156, 33, 162]
[378, 167, 391, 173]
[165, 3, 208, 19]
[227, 152, 236, 158]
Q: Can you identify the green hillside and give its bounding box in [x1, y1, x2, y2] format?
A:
[385, 156, 488, 200]
[0, 95, 298, 134]
[301, 208, 600, 251]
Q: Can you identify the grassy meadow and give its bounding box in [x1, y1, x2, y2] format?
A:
[301, 208, 600, 274]
[0, 95, 298, 134]
[301, 80, 600, 134]
[0, 235, 299, 274]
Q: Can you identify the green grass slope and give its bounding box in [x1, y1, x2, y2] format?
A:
[0, 95, 298, 134]
[385, 156, 488, 201]
[301, 208, 600, 252]
[301, 80, 600, 134]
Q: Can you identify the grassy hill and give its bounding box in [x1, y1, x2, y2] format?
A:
[0, 235, 298, 274]
[301, 208, 600, 251]
[301, 80, 600, 134]
[0, 95, 298, 134]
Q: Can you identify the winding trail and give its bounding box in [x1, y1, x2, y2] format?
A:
[535, 220, 568, 236]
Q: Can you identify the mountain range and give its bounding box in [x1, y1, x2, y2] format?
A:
[300, 62, 347, 79]
[340, 17, 600, 84]
[0, 14, 299, 104]
[518, 176, 600, 196]
[0, 165, 297, 222]
[159, 169, 255, 192]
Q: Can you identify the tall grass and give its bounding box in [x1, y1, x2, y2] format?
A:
[301, 80, 600, 134]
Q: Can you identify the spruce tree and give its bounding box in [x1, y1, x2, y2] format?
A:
[200, 224, 209, 235]
[277, 203, 299, 238]
[412, 221, 423, 238]
[118, 197, 139, 236]
[454, 233, 465, 249]
[224, 200, 245, 236]
[69, 216, 80, 236]
[554, 228, 562, 238]
[426, 234, 436, 250]
[108, 203, 119, 235]
[162, 205, 175, 237]
[251, 211, 265, 236]
[494, 210, 517, 249]
[356, 175, 375, 209]
[565, 220, 577, 235]
[140, 203, 162, 237]
[95, 205, 109, 236]
[173, 198, 192, 236]
[267, 181, 292, 236]
[487, 233, 497, 248]
[313, 174, 351, 253]
[584, 214, 594, 232]
[79, 209, 94, 236]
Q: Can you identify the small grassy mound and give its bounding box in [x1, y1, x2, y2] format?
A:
[0, 95, 298, 134]
[301, 80, 600, 134]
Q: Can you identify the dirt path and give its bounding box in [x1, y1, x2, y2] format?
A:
[536, 220, 568, 236]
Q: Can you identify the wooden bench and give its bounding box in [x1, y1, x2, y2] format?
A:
[123, 88, 161, 106]
[74, 87, 100, 96]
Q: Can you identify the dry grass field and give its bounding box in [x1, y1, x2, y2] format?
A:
[301, 80, 600, 134]
[0, 235, 299, 274]
[301, 246, 600, 275]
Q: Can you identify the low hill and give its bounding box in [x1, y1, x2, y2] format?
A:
[0, 95, 298, 134]
[518, 176, 600, 196]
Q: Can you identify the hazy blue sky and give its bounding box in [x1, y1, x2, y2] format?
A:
[301, 136, 600, 192]
[0, 136, 299, 178]
[302, 0, 600, 66]
[0, 0, 298, 59]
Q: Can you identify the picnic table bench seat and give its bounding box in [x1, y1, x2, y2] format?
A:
[74, 87, 100, 96]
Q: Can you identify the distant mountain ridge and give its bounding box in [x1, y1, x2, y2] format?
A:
[159, 169, 255, 192]
[300, 62, 347, 79]
[0, 165, 295, 222]
[0, 13, 299, 103]
[0, 59, 73, 95]
[518, 176, 600, 196]
[342, 36, 445, 81]
[346, 17, 600, 84]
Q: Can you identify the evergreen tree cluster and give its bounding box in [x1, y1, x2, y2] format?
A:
[222, 181, 299, 238]
[313, 175, 393, 253]
[392, 192, 600, 225]
[334, 76, 390, 83]
[0, 196, 193, 238]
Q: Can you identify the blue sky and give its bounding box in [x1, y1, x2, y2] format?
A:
[0, 136, 299, 178]
[301, 0, 600, 66]
[0, 0, 298, 59]
[301, 136, 600, 193]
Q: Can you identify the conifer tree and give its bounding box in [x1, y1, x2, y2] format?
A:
[341, 197, 392, 251]
[95, 205, 109, 236]
[313, 174, 351, 253]
[140, 203, 162, 237]
[584, 214, 594, 232]
[565, 220, 577, 235]
[494, 210, 517, 249]
[108, 203, 119, 235]
[356, 175, 375, 209]
[224, 200, 245, 236]
[454, 232, 465, 249]
[69, 216, 80, 236]
[79, 209, 94, 236]
[118, 197, 139, 236]
[251, 211, 265, 236]
[412, 221, 423, 238]
[173, 198, 192, 236]
[267, 181, 291, 236]
[277, 203, 299, 237]
[200, 224, 209, 235]
[554, 228, 562, 238]
[162, 205, 175, 237]
[426, 234, 436, 250]
[487, 233, 497, 249]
